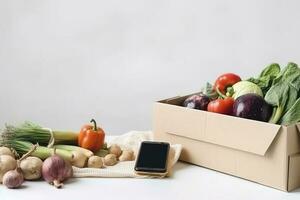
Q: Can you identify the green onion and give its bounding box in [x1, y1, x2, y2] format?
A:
[2, 121, 78, 146]
[2, 140, 73, 161]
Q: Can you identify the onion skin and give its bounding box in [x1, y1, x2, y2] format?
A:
[3, 169, 24, 189]
[42, 155, 73, 188]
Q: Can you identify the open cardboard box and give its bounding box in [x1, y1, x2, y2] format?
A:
[153, 92, 300, 192]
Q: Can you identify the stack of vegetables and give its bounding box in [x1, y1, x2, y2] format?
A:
[183, 62, 300, 125]
[0, 119, 135, 189]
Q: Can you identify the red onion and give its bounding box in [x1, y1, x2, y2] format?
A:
[42, 154, 73, 188]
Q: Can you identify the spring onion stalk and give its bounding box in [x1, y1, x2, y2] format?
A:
[53, 145, 93, 157]
[2, 122, 78, 146]
[2, 140, 74, 162]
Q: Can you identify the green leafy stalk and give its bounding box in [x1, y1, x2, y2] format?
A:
[201, 82, 218, 100]
[269, 106, 284, 124]
[265, 63, 300, 124]
[247, 63, 281, 96]
[2, 140, 73, 161]
[2, 121, 78, 146]
[280, 98, 300, 125]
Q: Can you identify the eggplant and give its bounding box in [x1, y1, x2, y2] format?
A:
[233, 94, 272, 122]
[183, 94, 210, 111]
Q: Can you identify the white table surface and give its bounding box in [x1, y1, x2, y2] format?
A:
[1, 161, 300, 200]
[1, 134, 300, 200]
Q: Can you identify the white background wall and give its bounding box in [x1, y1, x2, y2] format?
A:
[0, 0, 299, 134]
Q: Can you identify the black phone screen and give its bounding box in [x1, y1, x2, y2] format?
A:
[134, 141, 170, 173]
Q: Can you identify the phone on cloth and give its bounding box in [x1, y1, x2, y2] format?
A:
[134, 141, 170, 176]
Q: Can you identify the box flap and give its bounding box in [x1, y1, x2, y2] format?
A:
[204, 112, 282, 156]
[155, 102, 282, 156]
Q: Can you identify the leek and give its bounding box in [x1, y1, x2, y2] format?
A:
[2, 121, 78, 146]
[2, 140, 73, 161]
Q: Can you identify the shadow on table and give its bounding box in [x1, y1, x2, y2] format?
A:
[291, 187, 300, 193]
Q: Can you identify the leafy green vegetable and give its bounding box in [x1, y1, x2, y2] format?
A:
[247, 63, 281, 95]
[201, 82, 218, 99]
[265, 82, 298, 123]
[264, 62, 300, 124]
[280, 98, 300, 125]
[231, 81, 263, 99]
[259, 63, 281, 77]
[273, 62, 300, 91]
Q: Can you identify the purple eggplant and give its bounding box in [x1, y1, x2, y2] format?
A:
[233, 94, 272, 122]
[183, 94, 210, 110]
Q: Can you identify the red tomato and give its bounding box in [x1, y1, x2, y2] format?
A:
[207, 97, 235, 115]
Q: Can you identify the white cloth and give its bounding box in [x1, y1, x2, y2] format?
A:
[72, 131, 182, 178]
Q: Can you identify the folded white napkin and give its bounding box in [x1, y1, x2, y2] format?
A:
[72, 131, 182, 178]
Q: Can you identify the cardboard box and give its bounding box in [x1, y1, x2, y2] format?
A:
[153, 93, 300, 191]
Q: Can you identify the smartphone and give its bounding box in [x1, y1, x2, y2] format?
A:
[134, 141, 170, 176]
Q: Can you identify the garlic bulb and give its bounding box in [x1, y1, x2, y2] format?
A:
[42, 154, 73, 188]
[3, 168, 24, 189]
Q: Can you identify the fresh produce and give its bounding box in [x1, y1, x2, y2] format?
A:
[248, 63, 281, 95]
[3, 141, 73, 162]
[190, 62, 300, 125]
[53, 145, 93, 158]
[201, 82, 218, 100]
[229, 81, 263, 99]
[20, 156, 43, 180]
[71, 151, 87, 168]
[206, 73, 240, 115]
[0, 155, 17, 183]
[95, 149, 109, 157]
[2, 169, 24, 189]
[108, 144, 122, 158]
[233, 94, 272, 122]
[2, 144, 37, 188]
[183, 94, 210, 110]
[2, 122, 78, 146]
[207, 97, 235, 115]
[265, 63, 300, 124]
[0, 147, 15, 158]
[87, 156, 103, 168]
[42, 150, 73, 188]
[213, 73, 241, 95]
[119, 150, 135, 162]
[279, 98, 300, 125]
[78, 119, 105, 152]
[103, 154, 117, 166]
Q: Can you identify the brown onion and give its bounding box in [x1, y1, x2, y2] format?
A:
[42, 154, 73, 188]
